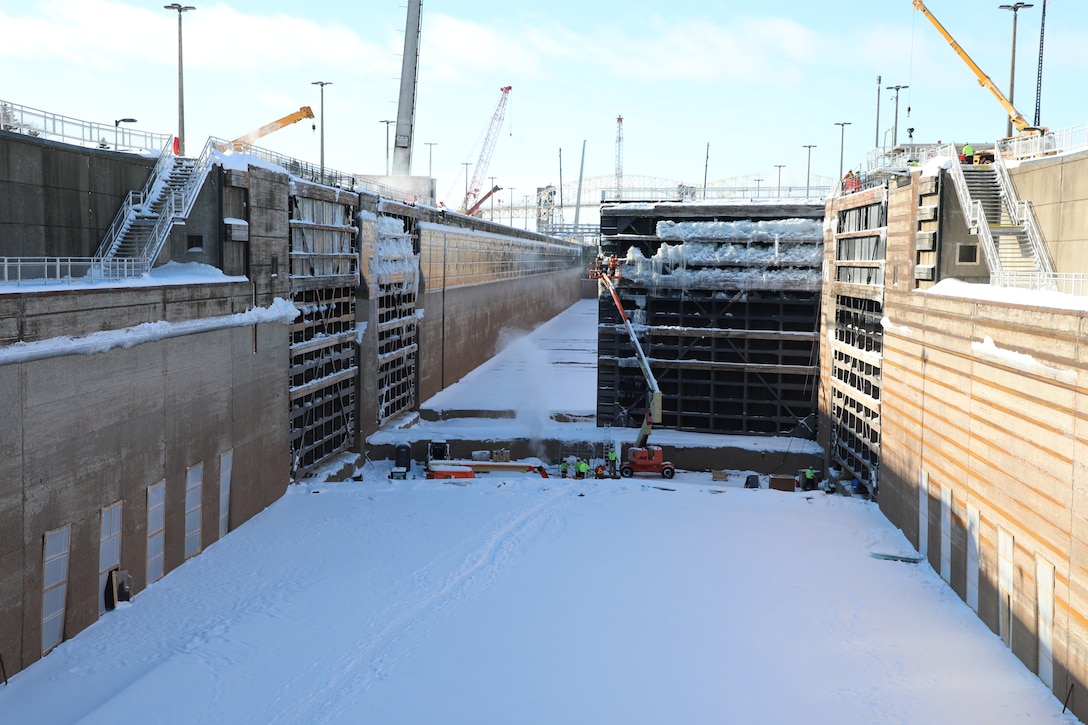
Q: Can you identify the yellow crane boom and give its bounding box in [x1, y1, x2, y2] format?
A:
[912, 0, 1038, 135]
[226, 106, 315, 151]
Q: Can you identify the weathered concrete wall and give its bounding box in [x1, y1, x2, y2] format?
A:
[0, 283, 290, 675]
[874, 172, 1088, 721]
[1008, 148, 1088, 273]
[417, 269, 584, 403]
[0, 131, 154, 257]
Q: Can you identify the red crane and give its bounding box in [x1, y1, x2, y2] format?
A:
[460, 86, 512, 214]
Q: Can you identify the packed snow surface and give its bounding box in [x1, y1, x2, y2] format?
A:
[0, 464, 1074, 724]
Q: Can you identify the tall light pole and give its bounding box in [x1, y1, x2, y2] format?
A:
[885, 85, 908, 147]
[1034, 1, 1047, 127]
[114, 118, 137, 150]
[164, 4, 195, 155]
[803, 145, 816, 198]
[1000, 3, 1034, 138]
[874, 75, 882, 148]
[835, 122, 852, 182]
[774, 164, 785, 197]
[703, 142, 710, 199]
[488, 176, 497, 219]
[424, 141, 437, 178]
[754, 178, 762, 198]
[461, 162, 471, 204]
[312, 81, 331, 178]
[380, 120, 394, 175]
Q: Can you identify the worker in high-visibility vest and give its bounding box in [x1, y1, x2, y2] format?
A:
[802, 466, 817, 491]
[559, 459, 568, 478]
[607, 447, 619, 477]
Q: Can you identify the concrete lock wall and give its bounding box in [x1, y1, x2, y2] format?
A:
[0, 283, 290, 675]
[1008, 149, 1088, 273]
[416, 269, 585, 404]
[0, 130, 155, 257]
[871, 173, 1088, 721]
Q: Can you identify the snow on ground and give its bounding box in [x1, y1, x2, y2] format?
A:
[0, 464, 1075, 724]
[0, 299, 1078, 724]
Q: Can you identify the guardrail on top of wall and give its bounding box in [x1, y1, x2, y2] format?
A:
[999, 121, 1088, 163]
[0, 100, 173, 153]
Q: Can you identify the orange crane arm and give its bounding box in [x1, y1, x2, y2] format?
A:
[229, 106, 315, 150]
[912, 0, 1031, 134]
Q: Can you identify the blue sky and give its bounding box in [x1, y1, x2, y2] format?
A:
[3, 0, 1085, 208]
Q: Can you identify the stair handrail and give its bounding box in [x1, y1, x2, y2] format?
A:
[969, 200, 1001, 275]
[135, 138, 216, 271]
[1015, 201, 1054, 278]
[93, 141, 176, 262]
[135, 191, 181, 268]
[993, 150, 1055, 276]
[176, 137, 219, 219]
[92, 190, 143, 262]
[941, 144, 1002, 274]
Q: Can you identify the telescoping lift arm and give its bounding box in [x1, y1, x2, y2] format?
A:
[226, 106, 316, 151]
[912, 0, 1040, 135]
[466, 185, 501, 217]
[591, 257, 662, 448]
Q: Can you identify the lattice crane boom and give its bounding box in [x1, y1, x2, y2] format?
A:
[460, 85, 512, 213]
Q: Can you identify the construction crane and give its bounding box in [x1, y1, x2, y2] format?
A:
[224, 107, 315, 152]
[912, 0, 1044, 136]
[460, 86, 512, 214]
[590, 256, 675, 479]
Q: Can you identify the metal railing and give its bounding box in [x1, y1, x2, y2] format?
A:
[600, 185, 831, 202]
[0, 100, 172, 153]
[0, 256, 150, 286]
[94, 141, 178, 260]
[941, 144, 1002, 274]
[993, 151, 1054, 276]
[999, 121, 1088, 162]
[866, 144, 946, 172]
[210, 138, 419, 203]
[539, 223, 600, 240]
[178, 137, 219, 218]
[989, 271, 1088, 295]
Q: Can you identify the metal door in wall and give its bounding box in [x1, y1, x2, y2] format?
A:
[374, 215, 419, 424]
[288, 194, 359, 477]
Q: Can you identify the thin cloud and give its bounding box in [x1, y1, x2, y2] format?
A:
[0, 1, 391, 74]
[422, 13, 827, 90]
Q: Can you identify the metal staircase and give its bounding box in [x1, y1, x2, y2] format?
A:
[93, 138, 218, 278]
[959, 166, 1033, 274]
[943, 145, 1053, 280]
